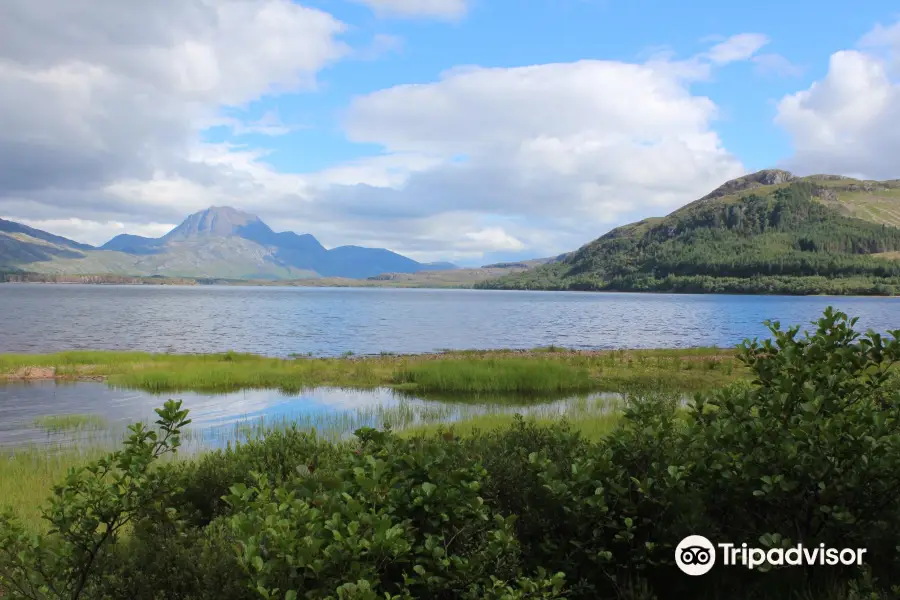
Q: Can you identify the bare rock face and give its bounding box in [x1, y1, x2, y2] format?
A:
[756, 169, 794, 185]
[815, 187, 839, 202]
[700, 169, 795, 202]
[163, 207, 262, 241]
[806, 174, 853, 182]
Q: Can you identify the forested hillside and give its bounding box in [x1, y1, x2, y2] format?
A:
[477, 180, 900, 295]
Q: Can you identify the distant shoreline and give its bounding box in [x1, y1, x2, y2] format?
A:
[2, 276, 899, 298]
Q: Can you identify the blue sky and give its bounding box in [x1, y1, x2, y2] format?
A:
[209, 0, 891, 169]
[2, 0, 900, 266]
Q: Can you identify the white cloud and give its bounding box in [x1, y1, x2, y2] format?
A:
[350, 0, 468, 20]
[322, 55, 745, 255]
[0, 0, 346, 207]
[7, 218, 176, 247]
[859, 21, 900, 49]
[0, 8, 756, 260]
[753, 53, 804, 78]
[464, 228, 525, 252]
[776, 21, 900, 179]
[706, 33, 770, 65]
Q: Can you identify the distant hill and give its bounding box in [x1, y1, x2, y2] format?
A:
[0, 218, 96, 265]
[0, 207, 456, 280]
[477, 170, 900, 296]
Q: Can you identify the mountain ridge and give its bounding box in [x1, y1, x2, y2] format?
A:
[476, 170, 900, 296]
[1, 206, 456, 280]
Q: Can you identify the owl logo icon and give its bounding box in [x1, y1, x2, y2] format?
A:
[676, 535, 716, 576]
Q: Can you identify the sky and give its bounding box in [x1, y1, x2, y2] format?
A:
[1, 0, 899, 267]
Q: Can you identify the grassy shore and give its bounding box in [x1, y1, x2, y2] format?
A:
[0, 346, 744, 394]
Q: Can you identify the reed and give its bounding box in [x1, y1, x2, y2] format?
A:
[0, 445, 108, 529]
[33, 414, 107, 432]
[392, 358, 595, 393]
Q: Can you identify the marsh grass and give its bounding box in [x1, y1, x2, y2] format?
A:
[33, 414, 107, 432]
[0, 445, 108, 528]
[0, 347, 744, 393]
[0, 391, 626, 529]
[392, 358, 595, 393]
[399, 411, 620, 440]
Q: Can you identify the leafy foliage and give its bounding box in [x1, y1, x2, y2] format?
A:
[478, 183, 900, 294]
[0, 400, 191, 599]
[2, 309, 900, 598]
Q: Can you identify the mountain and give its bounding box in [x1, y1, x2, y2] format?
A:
[1, 207, 456, 280]
[476, 170, 900, 296]
[101, 234, 163, 255]
[0, 218, 96, 265]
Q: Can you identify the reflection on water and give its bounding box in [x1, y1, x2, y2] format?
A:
[0, 381, 627, 450]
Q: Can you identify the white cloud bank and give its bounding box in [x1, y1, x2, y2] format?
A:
[0, 5, 765, 261]
[776, 20, 900, 180]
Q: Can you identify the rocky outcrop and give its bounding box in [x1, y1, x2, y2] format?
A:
[699, 169, 795, 202]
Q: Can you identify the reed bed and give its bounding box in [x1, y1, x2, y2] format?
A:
[33, 414, 108, 432]
[0, 347, 744, 394]
[392, 358, 595, 393]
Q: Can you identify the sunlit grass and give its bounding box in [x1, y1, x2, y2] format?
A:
[392, 358, 595, 393]
[0, 347, 745, 393]
[33, 414, 107, 432]
[0, 446, 108, 529]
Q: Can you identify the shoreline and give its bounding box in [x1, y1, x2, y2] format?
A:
[3, 278, 899, 297]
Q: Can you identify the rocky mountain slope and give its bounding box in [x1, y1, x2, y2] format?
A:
[477, 170, 900, 296]
[0, 207, 455, 280]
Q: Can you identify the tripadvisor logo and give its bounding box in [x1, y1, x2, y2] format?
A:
[675, 535, 868, 576]
[676, 535, 716, 576]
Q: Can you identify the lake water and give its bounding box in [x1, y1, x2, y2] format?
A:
[0, 381, 624, 449]
[1, 284, 898, 356]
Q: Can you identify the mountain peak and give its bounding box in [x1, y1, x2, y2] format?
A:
[164, 206, 265, 241]
[700, 169, 795, 203]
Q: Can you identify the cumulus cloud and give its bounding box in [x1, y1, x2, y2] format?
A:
[322, 56, 745, 254]
[859, 21, 900, 50]
[776, 21, 900, 180]
[0, 0, 346, 208]
[349, 0, 468, 20]
[0, 3, 759, 262]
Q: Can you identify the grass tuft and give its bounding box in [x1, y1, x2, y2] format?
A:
[392, 358, 594, 393]
[33, 414, 107, 432]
